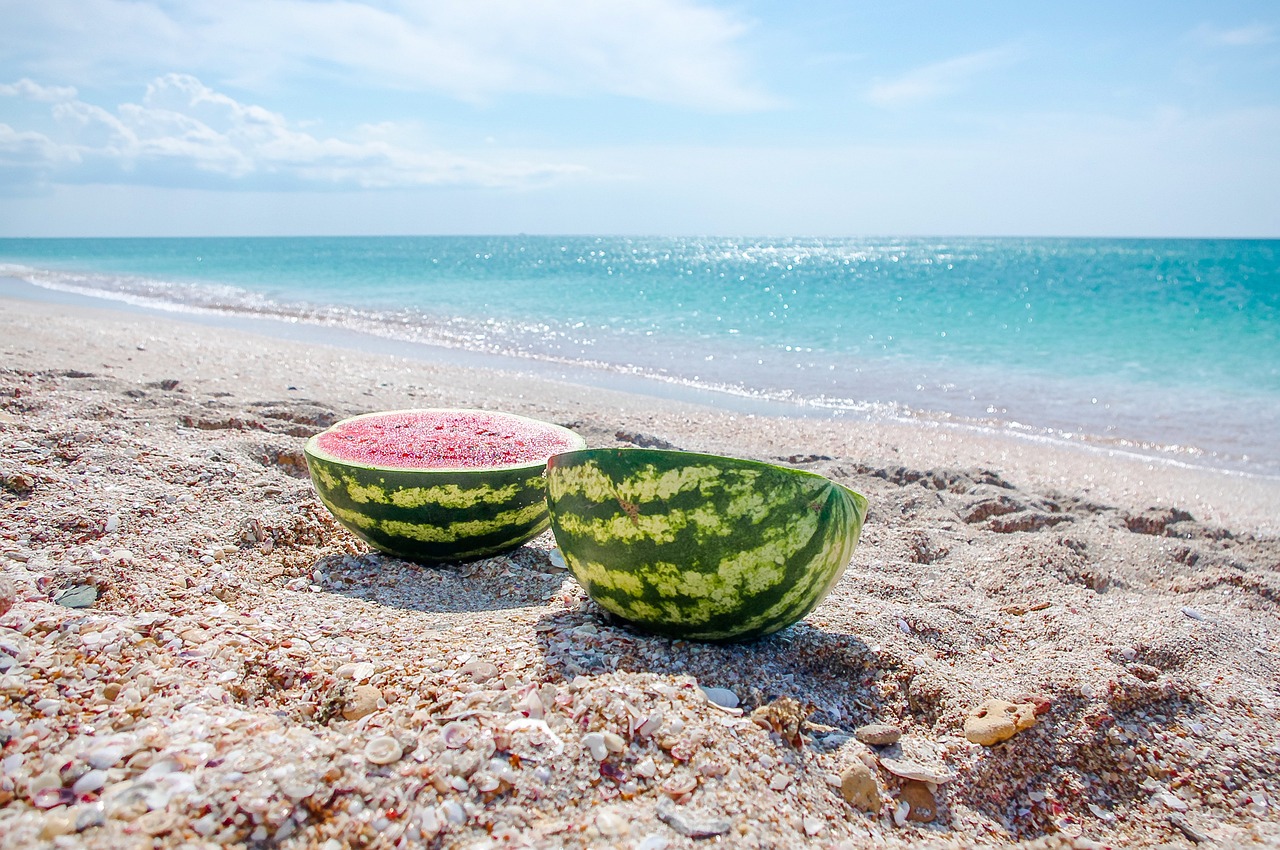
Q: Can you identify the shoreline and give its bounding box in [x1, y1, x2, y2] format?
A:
[2, 292, 1278, 848]
[4, 273, 1278, 490]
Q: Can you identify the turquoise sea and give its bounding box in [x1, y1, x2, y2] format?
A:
[1, 236, 1277, 476]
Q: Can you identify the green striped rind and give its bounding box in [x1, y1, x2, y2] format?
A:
[545, 448, 868, 641]
[304, 411, 586, 564]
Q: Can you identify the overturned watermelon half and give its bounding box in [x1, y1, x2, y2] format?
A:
[545, 448, 868, 641]
[304, 409, 586, 564]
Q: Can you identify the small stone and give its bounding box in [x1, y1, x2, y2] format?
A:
[770, 773, 791, 791]
[364, 736, 403, 765]
[963, 699, 1038, 746]
[461, 660, 498, 683]
[855, 723, 902, 746]
[840, 761, 881, 812]
[900, 780, 937, 823]
[343, 685, 382, 721]
[53, 584, 98, 609]
[656, 801, 731, 838]
[803, 816, 824, 836]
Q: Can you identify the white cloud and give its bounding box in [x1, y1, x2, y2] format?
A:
[0, 78, 78, 101]
[0, 74, 586, 191]
[1192, 23, 1275, 47]
[866, 47, 1024, 108]
[1, 0, 773, 112]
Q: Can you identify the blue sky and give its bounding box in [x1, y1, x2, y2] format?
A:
[1, 1, 1277, 237]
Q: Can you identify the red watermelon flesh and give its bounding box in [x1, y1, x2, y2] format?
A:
[312, 409, 581, 469]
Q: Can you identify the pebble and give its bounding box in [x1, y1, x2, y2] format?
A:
[461, 660, 498, 683]
[655, 801, 731, 838]
[363, 736, 403, 765]
[899, 780, 937, 823]
[343, 685, 383, 721]
[855, 723, 902, 746]
[52, 585, 98, 609]
[840, 761, 881, 812]
[963, 699, 1039, 746]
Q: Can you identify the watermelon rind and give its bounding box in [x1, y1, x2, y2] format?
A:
[545, 448, 868, 641]
[304, 408, 586, 564]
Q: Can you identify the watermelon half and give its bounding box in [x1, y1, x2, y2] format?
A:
[545, 448, 868, 641]
[304, 409, 586, 564]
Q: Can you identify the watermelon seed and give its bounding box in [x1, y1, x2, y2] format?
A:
[617, 499, 641, 526]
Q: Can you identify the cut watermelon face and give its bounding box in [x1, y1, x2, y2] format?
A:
[545, 448, 868, 641]
[304, 409, 586, 564]
[309, 409, 582, 470]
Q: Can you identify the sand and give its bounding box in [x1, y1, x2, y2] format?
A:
[1, 292, 1278, 849]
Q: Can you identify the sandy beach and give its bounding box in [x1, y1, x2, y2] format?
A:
[2, 291, 1278, 849]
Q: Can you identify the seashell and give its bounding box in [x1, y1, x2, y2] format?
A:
[582, 733, 608, 761]
[364, 736, 403, 765]
[602, 732, 627, 754]
[441, 721, 475, 749]
[637, 711, 663, 738]
[280, 775, 317, 800]
[878, 756, 955, 785]
[659, 773, 697, 796]
[72, 768, 109, 794]
[700, 687, 739, 709]
[87, 746, 126, 770]
[32, 786, 76, 809]
[227, 750, 272, 773]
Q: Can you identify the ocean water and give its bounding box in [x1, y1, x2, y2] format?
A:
[2, 236, 1277, 476]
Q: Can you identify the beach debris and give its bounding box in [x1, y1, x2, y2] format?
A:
[750, 696, 816, 748]
[52, 584, 98, 609]
[855, 722, 902, 747]
[963, 699, 1039, 746]
[899, 780, 938, 823]
[655, 801, 732, 838]
[840, 762, 882, 812]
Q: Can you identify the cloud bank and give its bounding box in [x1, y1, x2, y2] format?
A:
[0, 74, 585, 192]
[1, 0, 773, 112]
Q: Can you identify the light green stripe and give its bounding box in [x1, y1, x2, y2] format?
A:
[378, 500, 546, 543]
